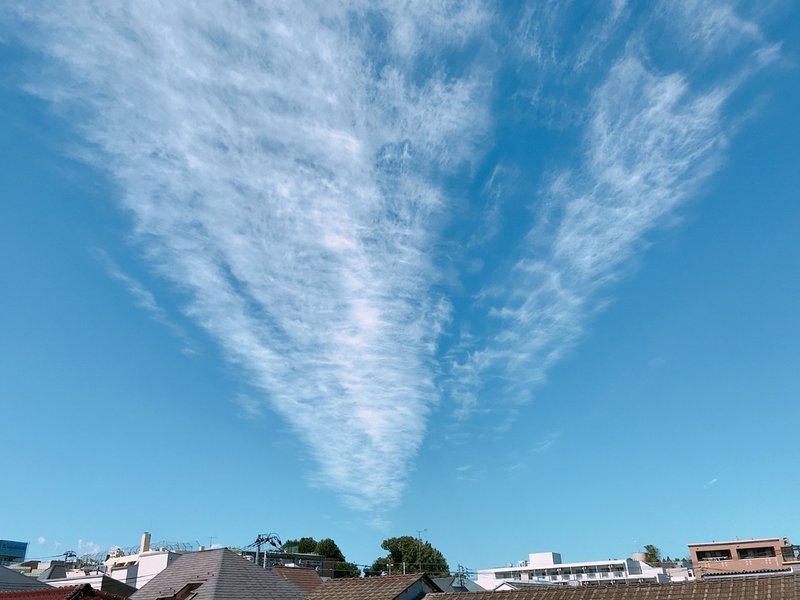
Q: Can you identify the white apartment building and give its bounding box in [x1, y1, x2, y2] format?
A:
[476, 551, 670, 590]
[104, 532, 182, 589]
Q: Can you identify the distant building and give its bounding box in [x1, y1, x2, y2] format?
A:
[129, 548, 305, 600]
[0, 565, 50, 591]
[430, 572, 800, 600]
[240, 549, 335, 578]
[103, 532, 183, 590]
[688, 537, 800, 579]
[476, 551, 670, 589]
[0, 540, 27, 566]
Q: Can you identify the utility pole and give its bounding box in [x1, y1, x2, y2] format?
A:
[250, 533, 282, 570]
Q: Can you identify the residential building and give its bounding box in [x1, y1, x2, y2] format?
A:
[688, 537, 800, 579]
[432, 575, 484, 593]
[103, 533, 182, 590]
[41, 575, 135, 598]
[0, 566, 50, 592]
[0, 583, 128, 599]
[0, 541, 27, 567]
[129, 548, 305, 600]
[302, 573, 441, 600]
[429, 571, 800, 599]
[240, 550, 335, 578]
[476, 552, 670, 589]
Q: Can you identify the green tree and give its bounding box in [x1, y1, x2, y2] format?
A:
[282, 536, 360, 578]
[315, 538, 345, 562]
[334, 561, 361, 578]
[283, 537, 318, 553]
[643, 544, 661, 564]
[366, 536, 449, 577]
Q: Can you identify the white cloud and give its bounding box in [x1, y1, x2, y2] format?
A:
[37, 536, 46, 545]
[4, 0, 777, 512]
[704, 477, 719, 488]
[92, 249, 196, 353]
[449, 1, 775, 413]
[7, 1, 491, 511]
[77, 539, 101, 556]
[531, 432, 560, 453]
[231, 393, 264, 420]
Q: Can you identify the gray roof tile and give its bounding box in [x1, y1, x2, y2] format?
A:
[130, 549, 305, 600]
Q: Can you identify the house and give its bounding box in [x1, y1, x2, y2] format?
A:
[688, 537, 800, 579]
[476, 552, 669, 589]
[428, 571, 800, 599]
[104, 533, 183, 590]
[302, 573, 442, 600]
[432, 575, 484, 593]
[0, 566, 50, 592]
[241, 551, 335, 579]
[0, 583, 128, 599]
[129, 548, 305, 600]
[41, 575, 135, 598]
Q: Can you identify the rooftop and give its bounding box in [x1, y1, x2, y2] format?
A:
[303, 574, 440, 600]
[432, 572, 800, 600]
[129, 548, 304, 600]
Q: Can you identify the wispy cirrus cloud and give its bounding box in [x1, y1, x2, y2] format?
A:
[3, 0, 780, 513]
[5, 1, 491, 511]
[449, 1, 777, 412]
[92, 249, 196, 353]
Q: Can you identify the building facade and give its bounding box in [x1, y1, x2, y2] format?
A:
[0, 540, 27, 566]
[476, 551, 670, 589]
[688, 537, 800, 579]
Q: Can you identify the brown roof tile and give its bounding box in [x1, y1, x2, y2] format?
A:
[303, 574, 440, 600]
[0, 584, 127, 600]
[430, 572, 800, 600]
[272, 567, 323, 593]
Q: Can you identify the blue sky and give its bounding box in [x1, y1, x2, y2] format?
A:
[1, 0, 798, 574]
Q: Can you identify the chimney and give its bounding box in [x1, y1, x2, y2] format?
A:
[140, 532, 151, 554]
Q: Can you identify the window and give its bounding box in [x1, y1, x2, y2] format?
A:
[782, 546, 800, 561]
[157, 582, 202, 600]
[696, 549, 732, 561]
[737, 547, 776, 559]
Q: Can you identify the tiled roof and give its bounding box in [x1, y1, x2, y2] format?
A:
[0, 584, 127, 599]
[130, 549, 305, 600]
[272, 567, 323, 593]
[432, 576, 484, 593]
[303, 574, 440, 600]
[0, 566, 51, 591]
[429, 572, 800, 600]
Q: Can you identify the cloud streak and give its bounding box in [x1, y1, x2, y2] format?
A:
[448, 1, 776, 412]
[4, 0, 778, 512]
[7, 1, 491, 510]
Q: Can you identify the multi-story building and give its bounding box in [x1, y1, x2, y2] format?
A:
[688, 537, 800, 579]
[476, 551, 670, 589]
[104, 532, 183, 589]
[0, 540, 27, 566]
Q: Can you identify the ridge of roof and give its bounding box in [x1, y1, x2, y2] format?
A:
[303, 572, 442, 600]
[130, 548, 304, 600]
[429, 571, 800, 599]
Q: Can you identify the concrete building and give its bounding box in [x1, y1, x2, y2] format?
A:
[476, 551, 670, 589]
[0, 540, 27, 566]
[688, 537, 800, 579]
[104, 532, 182, 590]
